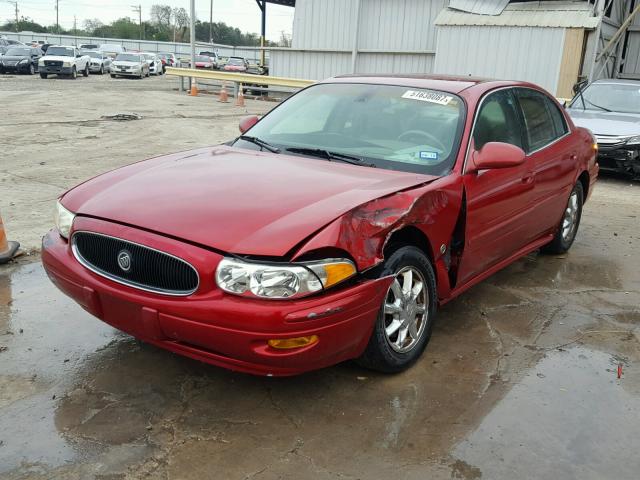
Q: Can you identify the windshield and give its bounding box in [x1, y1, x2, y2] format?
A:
[115, 54, 140, 62]
[570, 82, 640, 114]
[6, 47, 30, 56]
[234, 83, 466, 175]
[228, 58, 244, 65]
[196, 55, 211, 62]
[46, 47, 73, 56]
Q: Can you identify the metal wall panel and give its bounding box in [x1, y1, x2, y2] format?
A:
[356, 53, 434, 74]
[358, 0, 446, 50]
[291, 0, 358, 50]
[434, 25, 566, 94]
[449, 0, 510, 15]
[270, 50, 352, 80]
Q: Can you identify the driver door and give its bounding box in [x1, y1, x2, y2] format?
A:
[457, 88, 535, 286]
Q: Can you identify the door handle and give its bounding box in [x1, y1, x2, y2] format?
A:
[522, 172, 535, 184]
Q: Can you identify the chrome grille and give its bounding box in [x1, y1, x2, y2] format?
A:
[595, 134, 629, 149]
[72, 232, 199, 296]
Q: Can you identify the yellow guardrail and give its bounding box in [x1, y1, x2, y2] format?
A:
[165, 67, 315, 89]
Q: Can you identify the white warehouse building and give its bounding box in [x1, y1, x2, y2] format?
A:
[270, 0, 640, 98]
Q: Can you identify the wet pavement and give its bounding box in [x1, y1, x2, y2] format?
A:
[0, 177, 639, 479]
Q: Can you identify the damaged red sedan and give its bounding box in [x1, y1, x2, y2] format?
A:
[42, 75, 598, 376]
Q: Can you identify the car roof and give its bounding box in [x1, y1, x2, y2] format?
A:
[326, 74, 502, 94]
[592, 78, 640, 86]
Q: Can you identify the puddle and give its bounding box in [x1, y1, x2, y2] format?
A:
[453, 346, 640, 479]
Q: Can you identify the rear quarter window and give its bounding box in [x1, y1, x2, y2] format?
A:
[515, 89, 566, 152]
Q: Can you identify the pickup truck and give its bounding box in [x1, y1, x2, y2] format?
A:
[38, 45, 90, 79]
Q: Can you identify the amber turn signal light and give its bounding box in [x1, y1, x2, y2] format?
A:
[268, 335, 319, 350]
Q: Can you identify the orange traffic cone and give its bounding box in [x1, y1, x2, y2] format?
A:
[0, 213, 19, 265]
[218, 82, 229, 103]
[236, 83, 245, 107]
[189, 80, 198, 96]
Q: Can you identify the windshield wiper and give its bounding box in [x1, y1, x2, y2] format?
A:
[285, 147, 376, 167]
[238, 135, 281, 153]
[584, 99, 612, 112]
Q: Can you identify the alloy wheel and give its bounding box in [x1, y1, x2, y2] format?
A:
[383, 266, 429, 353]
[562, 191, 579, 242]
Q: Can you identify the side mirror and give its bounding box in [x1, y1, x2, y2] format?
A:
[469, 142, 526, 173]
[239, 115, 259, 134]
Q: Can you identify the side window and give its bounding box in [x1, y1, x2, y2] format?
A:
[545, 96, 568, 137]
[515, 89, 562, 152]
[473, 89, 524, 151]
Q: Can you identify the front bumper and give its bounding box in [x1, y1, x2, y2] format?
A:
[41, 217, 390, 376]
[111, 69, 141, 76]
[597, 146, 640, 177]
[39, 65, 74, 75]
[89, 64, 103, 72]
[0, 62, 32, 73]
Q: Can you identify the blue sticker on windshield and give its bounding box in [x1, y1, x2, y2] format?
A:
[419, 151, 439, 161]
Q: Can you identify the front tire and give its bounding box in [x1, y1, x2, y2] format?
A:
[110, 74, 117, 79]
[542, 181, 584, 254]
[357, 246, 437, 373]
[29, 64, 35, 75]
[71, 66, 77, 79]
[99, 65, 104, 75]
[40, 72, 47, 79]
[83, 64, 89, 77]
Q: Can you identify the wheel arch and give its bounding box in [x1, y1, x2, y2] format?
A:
[383, 226, 435, 265]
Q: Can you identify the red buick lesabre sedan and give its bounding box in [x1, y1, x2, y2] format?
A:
[42, 75, 598, 376]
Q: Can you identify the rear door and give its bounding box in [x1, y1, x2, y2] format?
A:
[514, 88, 576, 235]
[457, 88, 535, 285]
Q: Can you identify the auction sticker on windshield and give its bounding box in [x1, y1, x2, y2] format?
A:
[402, 90, 453, 105]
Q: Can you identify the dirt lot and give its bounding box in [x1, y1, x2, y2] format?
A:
[1, 73, 639, 480]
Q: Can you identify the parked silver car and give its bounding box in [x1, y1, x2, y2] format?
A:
[110, 53, 149, 79]
[567, 79, 640, 178]
[84, 51, 112, 74]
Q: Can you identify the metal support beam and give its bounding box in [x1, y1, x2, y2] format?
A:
[190, 0, 196, 88]
[597, 2, 640, 62]
[351, 0, 361, 73]
[256, 0, 266, 66]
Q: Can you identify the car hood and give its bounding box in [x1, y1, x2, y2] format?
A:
[42, 55, 73, 62]
[112, 61, 141, 67]
[1, 55, 29, 61]
[62, 146, 437, 256]
[567, 108, 640, 137]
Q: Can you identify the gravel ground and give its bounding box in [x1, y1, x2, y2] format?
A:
[0, 71, 639, 480]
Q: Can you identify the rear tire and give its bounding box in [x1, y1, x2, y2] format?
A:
[542, 181, 584, 254]
[357, 246, 437, 373]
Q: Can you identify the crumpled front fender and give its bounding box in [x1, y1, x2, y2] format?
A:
[292, 175, 464, 295]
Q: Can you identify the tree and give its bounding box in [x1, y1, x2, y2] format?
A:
[83, 18, 103, 34]
[150, 4, 172, 28]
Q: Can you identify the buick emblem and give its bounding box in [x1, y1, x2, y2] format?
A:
[117, 250, 132, 272]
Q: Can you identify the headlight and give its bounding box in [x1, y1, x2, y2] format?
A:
[39, 58, 45, 65]
[625, 135, 640, 145]
[54, 201, 75, 239]
[63, 61, 71, 67]
[215, 257, 356, 300]
[18, 59, 28, 64]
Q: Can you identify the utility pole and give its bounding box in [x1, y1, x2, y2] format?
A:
[73, 15, 76, 34]
[131, 4, 143, 40]
[209, 0, 213, 44]
[190, 0, 195, 82]
[55, 0, 59, 33]
[5, 0, 18, 32]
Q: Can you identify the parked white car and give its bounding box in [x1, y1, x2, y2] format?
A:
[38, 45, 90, 79]
[110, 53, 149, 79]
[84, 51, 112, 75]
[142, 53, 163, 75]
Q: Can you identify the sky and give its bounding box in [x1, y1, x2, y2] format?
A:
[0, 0, 295, 41]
